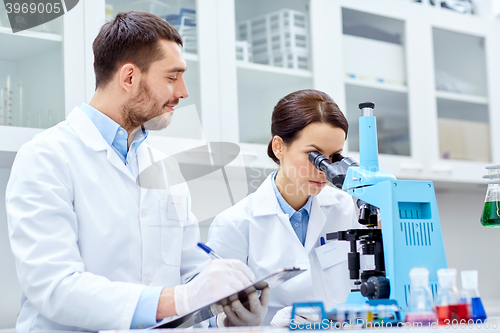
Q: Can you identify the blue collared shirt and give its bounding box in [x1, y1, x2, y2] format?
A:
[80, 103, 160, 329]
[271, 171, 312, 245]
[80, 103, 148, 180]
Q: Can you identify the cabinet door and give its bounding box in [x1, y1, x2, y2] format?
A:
[433, 27, 490, 162]
[0, 1, 81, 326]
[427, 10, 495, 182]
[104, 0, 204, 142]
[340, 5, 411, 159]
[233, 0, 314, 146]
[0, 2, 64, 129]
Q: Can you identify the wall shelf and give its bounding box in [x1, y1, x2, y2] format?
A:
[0, 125, 43, 167]
[0, 27, 61, 60]
[236, 59, 314, 145]
[344, 77, 408, 93]
[435, 90, 488, 105]
[236, 60, 312, 78]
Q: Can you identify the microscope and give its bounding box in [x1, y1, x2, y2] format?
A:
[309, 102, 448, 316]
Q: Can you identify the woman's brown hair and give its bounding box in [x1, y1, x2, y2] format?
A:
[267, 89, 348, 164]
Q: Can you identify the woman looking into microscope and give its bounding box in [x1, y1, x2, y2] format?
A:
[207, 89, 362, 326]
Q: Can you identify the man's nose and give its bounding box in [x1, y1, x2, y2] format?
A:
[175, 76, 189, 99]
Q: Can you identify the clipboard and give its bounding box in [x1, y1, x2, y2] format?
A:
[152, 267, 306, 329]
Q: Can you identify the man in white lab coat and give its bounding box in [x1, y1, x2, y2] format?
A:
[6, 11, 268, 332]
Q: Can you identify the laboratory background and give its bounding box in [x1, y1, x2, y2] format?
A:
[1, 0, 500, 329]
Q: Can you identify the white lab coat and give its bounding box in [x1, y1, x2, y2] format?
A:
[207, 173, 360, 325]
[6, 107, 209, 333]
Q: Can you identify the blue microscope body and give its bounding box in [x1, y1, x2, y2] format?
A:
[341, 103, 448, 317]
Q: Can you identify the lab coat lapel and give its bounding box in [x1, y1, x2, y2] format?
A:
[304, 197, 327, 253]
[252, 175, 281, 216]
[136, 143, 186, 206]
[276, 213, 303, 244]
[66, 107, 135, 183]
[137, 142, 161, 205]
[253, 174, 308, 244]
[66, 107, 107, 151]
[105, 147, 136, 183]
[304, 187, 340, 253]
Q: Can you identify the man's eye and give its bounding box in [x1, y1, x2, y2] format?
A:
[168, 77, 177, 82]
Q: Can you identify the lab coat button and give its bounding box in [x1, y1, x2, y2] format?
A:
[140, 210, 147, 218]
[144, 278, 151, 285]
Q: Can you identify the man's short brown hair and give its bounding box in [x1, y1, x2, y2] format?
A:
[93, 11, 183, 89]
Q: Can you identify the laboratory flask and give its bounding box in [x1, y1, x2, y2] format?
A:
[460, 270, 487, 322]
[405, 267, 437, 325]
[435, 268, 469, 325]
[481, 165, 500, 227]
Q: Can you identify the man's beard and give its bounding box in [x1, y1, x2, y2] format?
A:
[122, 80, 178, 132]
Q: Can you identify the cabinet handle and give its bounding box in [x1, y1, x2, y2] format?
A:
[241, 152, 258, 160]
[400, 163, 423, 172]
[431, 165, 453, 173]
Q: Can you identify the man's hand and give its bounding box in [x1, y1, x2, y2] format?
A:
[216, 287, 270, 327]
[173, 259, 255, 317]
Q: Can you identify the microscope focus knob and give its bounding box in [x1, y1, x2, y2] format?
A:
[360, 276, 390, 299]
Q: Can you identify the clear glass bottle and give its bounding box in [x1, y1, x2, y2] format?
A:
[405, 267, 438, 325]
[436, 268, 469, 325]
[481, 165, 500, 227]
[460, 270, 487, 323]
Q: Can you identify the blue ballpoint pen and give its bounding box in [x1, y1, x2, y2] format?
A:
[197, 242, 222, 259]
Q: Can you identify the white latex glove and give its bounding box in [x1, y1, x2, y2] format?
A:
[174, 259, 255, 316]
[216, 287, 270, 327]
[270, 306, 321, 327]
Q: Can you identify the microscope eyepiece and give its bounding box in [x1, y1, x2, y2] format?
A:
[358, 102, 375, 110]
[308, 151, 330, 173]
[308, 152, 359, 189]
[359, 102, 375, 117]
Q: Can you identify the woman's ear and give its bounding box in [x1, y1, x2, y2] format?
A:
[272, 136, 284, 161]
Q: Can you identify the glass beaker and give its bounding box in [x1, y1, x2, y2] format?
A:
[436, 268, 469, 325]
[460, 270, 487, 323]
[405, 267, 437, 325]
[481, 165, 500, 227]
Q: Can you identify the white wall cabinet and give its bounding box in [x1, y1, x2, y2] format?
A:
[110, 0, 498, 186]
[217, 0, 500, 185]
[0, 2, 88, 328]
[2, 0, 497, 184]
[0, 1, 91, 167]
